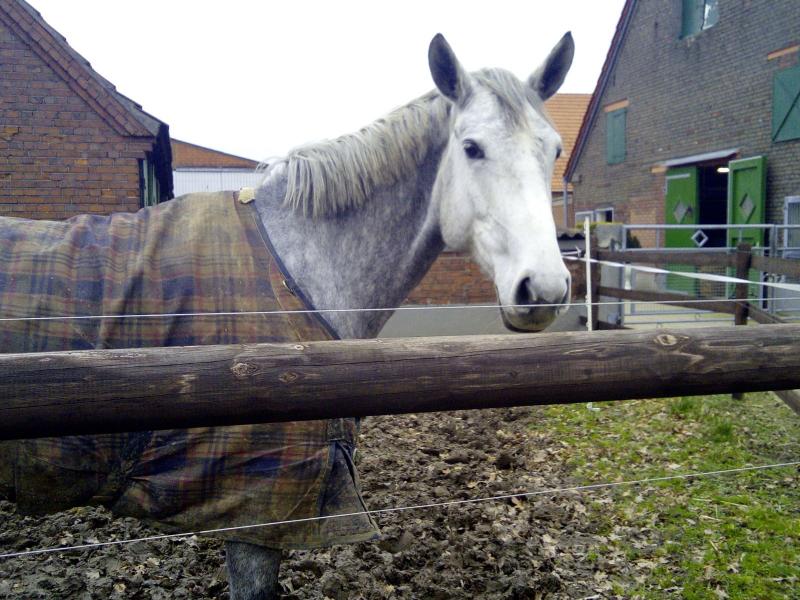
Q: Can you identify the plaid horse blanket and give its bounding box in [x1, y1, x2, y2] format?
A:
[0, 191, 378, 549]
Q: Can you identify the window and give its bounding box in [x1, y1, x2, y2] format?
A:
[595, 207, 615, 223]
[606, 108, 626, 165]
[772, 65, 800, 143]
[574, 208, 614, 225]
[785, 197, 800, 251]
[682, 0, 719, 38]
[140, 156, 160, 207]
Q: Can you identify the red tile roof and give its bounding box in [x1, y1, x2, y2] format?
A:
[545, 93, 592, 192]
[171, 139, 260, 169]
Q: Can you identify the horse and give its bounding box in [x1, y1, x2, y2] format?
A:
[0, 32, 574, 599]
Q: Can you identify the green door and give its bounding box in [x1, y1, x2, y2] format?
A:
[664, 167, 699, 293]
[665, 167, 699, 247]
[727, 156, 766, 248]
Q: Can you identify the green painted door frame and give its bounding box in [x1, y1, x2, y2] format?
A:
[727, 156, 766, 248]
[665, 167, 699, 247]
[664, 167, 699, 293]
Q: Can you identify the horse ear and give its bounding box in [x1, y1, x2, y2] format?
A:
[528, 32, 574, 100]
[428, 33, 470, 102]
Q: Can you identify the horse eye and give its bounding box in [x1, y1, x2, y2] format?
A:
[555, 147, 563, 160]
[463, 140, 485, 160]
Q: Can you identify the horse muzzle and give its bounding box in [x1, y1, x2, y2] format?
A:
[499, 273, 570, 332]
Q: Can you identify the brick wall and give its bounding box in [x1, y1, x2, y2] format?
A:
[571, 0, 800, 233]
[405, 251, 495, 305]
[0, 19, 152, 220]
[405, 249, 585, 306]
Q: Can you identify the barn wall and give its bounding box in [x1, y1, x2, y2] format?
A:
[571, 0, 800, 232]
[0, 19, 153, 219]
[405, 251, 496, 305]
[173, 170, 264, 197]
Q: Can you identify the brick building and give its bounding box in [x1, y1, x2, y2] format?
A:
[0, 0, 172, 220]
[565, 0, 800, 249]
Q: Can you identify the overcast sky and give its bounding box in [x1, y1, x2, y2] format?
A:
[30, 0, 625, 161]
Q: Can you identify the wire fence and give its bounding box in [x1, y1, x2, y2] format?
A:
[0, 247, 799, 570]
[2, 460, 798, 561]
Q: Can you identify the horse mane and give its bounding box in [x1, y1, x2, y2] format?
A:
[281, 68, 541, 218]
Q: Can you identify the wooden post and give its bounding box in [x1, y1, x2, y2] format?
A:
[590, 233, 601, 331]
[1, 324, 800, 440]
[583, 218, 594, 331]
[583, 224, 600, 332]
[732, 242, 752, 400]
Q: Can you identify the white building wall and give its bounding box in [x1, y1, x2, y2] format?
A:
[173, 169, 263, 197]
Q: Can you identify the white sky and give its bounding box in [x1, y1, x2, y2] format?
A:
[30, 0, 625, 161]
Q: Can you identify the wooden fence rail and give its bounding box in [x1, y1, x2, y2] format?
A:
[593, 242, 800, 413]
[596, 248, 737, 269]
[2, 324, 800, 440]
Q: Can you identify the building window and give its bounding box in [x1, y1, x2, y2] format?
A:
[140, 156, 160, 208]
[682, 0, 719, 37]
[606, 108, 626, 165]
[786, 197, 800, 251]
[575, 208, 614, 225]
[772, 65, 800, 143]
[595, 207, 615, 223]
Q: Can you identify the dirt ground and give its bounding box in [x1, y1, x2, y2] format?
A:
[0, 408, 622, 599]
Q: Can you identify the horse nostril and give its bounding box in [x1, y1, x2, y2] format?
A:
[514, 277, 536, 308]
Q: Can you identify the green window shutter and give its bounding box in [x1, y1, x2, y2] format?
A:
[772, 65, 800, 142]
[682, 0, 718, 37]
[681, 0, 704, 37]
[606, 108, 626, 165]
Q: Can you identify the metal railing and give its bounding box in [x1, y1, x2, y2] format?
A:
[612, 224, 800, 325]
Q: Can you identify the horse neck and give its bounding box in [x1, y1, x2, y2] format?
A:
[254, 147, 445, 339]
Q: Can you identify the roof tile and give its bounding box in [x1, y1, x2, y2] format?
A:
[544, 93, 592, 192]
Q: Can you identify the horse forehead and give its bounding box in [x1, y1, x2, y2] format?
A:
[454, 91, 506, 132]
[456, 90, 556, 143]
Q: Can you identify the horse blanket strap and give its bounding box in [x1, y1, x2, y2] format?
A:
[0, 191, 377, 549]
[235, 187, 339, 342]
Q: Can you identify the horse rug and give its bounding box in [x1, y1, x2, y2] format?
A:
[0, 191, 378, 549]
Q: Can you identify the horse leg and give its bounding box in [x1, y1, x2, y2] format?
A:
[225, 541, 282, 600]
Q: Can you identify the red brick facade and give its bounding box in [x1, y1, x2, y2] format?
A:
[0, 0, 170, 220]
[406, 251, 496, 305]
[172, 139, 259, 170]
[405, 249, 585, 306]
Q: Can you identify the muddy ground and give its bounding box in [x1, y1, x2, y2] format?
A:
[0, 408, 630, 599]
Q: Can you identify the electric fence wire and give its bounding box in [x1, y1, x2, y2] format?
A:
[1, 460, 798, 560]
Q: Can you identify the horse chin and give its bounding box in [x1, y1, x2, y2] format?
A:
[499, 307, 558, 333]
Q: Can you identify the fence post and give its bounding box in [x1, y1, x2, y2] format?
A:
[584, 217, 594, 331]
[732, 242, 753, 400]
[590, 233, 601, 331]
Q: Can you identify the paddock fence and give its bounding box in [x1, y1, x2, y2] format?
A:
[579, 229, 800, 414]
[1, 323, 800, 440]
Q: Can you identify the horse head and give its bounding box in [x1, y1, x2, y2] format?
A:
[429, 33, 574, 332]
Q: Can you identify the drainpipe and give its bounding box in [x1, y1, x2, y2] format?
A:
[562, 176, 569, 229]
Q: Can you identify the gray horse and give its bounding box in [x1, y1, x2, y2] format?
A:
[0, 32, 574, 599]
[228, 32, 574, 599]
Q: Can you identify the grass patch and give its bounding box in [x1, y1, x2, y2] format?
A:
[538, 393, 800, 599]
